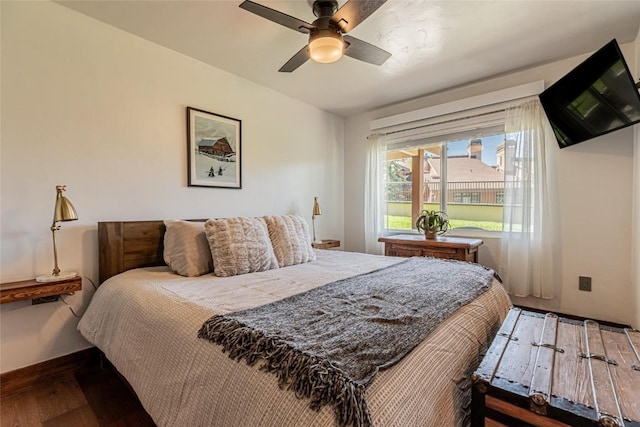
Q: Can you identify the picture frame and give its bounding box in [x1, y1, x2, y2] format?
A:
[187, 106, 242, 189]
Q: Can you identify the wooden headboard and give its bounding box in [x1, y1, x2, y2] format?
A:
[98, 220, 205, 284]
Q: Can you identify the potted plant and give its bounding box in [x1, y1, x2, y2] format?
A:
[415, 209, 450, 239]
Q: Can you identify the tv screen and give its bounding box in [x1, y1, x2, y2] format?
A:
[539, 39, 640, 148]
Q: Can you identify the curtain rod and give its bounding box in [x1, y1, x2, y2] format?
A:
[370, 81, 545, 130]
[367, 108, 505, 139]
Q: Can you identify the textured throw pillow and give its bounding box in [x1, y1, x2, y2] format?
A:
[264, 215, 316, 267]
[205, 217, 279, 277]
[163, 220, 213, 277]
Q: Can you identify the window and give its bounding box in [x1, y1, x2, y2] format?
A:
[383, 126, 507, 232]
[368, 84, 558, 297]
[452, 192, 480, 204]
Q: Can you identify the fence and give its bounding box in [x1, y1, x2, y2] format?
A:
[385, 181, 506, 205]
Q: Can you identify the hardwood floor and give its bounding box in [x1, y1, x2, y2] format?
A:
[1, 364, 155, 427]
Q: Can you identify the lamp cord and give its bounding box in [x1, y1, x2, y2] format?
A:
[58, 276, 98, 319]
[58, 294, 80, 318]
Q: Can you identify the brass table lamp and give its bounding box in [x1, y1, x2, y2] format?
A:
[312, 196, 322, 243]
[36, 185, 78, 283]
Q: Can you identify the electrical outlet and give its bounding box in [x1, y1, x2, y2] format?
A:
[579, 276, 592, 292]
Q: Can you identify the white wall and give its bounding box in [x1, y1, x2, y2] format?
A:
[0, 1, 344, 373]
[345, 43, 637, 325]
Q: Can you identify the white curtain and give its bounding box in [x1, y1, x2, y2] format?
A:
[364, 134, 387, 254]
[500, 99, 560, 298]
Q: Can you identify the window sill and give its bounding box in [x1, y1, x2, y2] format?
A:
[384, 228, 501, 240]
[447, 228, 502, 240]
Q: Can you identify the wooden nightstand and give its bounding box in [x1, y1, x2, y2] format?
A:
[378, 234, 482, 263]
[311, 239, 340, 249]
[0, 276, 82, 304]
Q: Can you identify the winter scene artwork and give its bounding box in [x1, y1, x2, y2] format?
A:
[187, 107, 241, 188]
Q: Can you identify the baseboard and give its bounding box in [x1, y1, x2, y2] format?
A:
[514, 304, 631, 329]
[0, 347, 101, 397]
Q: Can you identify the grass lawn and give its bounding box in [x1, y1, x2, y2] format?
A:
[385, 215, 503, 231]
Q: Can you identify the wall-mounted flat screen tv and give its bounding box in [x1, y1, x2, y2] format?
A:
[539, 39, 640, 148]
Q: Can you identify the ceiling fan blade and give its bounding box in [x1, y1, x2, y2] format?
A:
[279, 45, 311, 72]
[343, 35, 391, 66]
[331, 0, 387, 33]
[239, 0, 315, 34]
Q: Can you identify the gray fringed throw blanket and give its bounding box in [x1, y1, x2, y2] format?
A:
[198, 257, 496, 427]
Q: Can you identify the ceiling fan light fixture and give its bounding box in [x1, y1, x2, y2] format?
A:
[239, 0, 391, 72]
[309, 29, 344, 64]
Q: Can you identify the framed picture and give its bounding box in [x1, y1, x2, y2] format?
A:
[187, 106, 242, 189]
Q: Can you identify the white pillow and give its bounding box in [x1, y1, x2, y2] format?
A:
[163, 220, 213, 277]
[264, 215, 315, 267]
[205, 217, 279, 277]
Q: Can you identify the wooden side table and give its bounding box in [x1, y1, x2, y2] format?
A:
[0, 277, 82, 304]
[312, 239, 340, 249]
[378, 234, 483, 263]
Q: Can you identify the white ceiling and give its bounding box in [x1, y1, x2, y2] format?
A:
[57, 0, 640, 117]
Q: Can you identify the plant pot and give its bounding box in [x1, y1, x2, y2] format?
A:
[425, 231, 438, 240]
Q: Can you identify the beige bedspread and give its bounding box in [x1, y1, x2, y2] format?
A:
[79, 250, 511, 427]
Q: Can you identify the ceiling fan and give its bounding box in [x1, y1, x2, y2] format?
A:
[239, 0, 391, 72]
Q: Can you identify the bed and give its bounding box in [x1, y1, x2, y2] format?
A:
[80, 219, 512, 427]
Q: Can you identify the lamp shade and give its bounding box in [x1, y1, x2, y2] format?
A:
[309, 30, 343, 64]
[313, 196, 322, 216]
[54, 185, 78, 223]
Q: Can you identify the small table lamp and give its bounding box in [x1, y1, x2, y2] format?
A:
[312, 196, 322, 244]
[36, 185, 78, 283]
